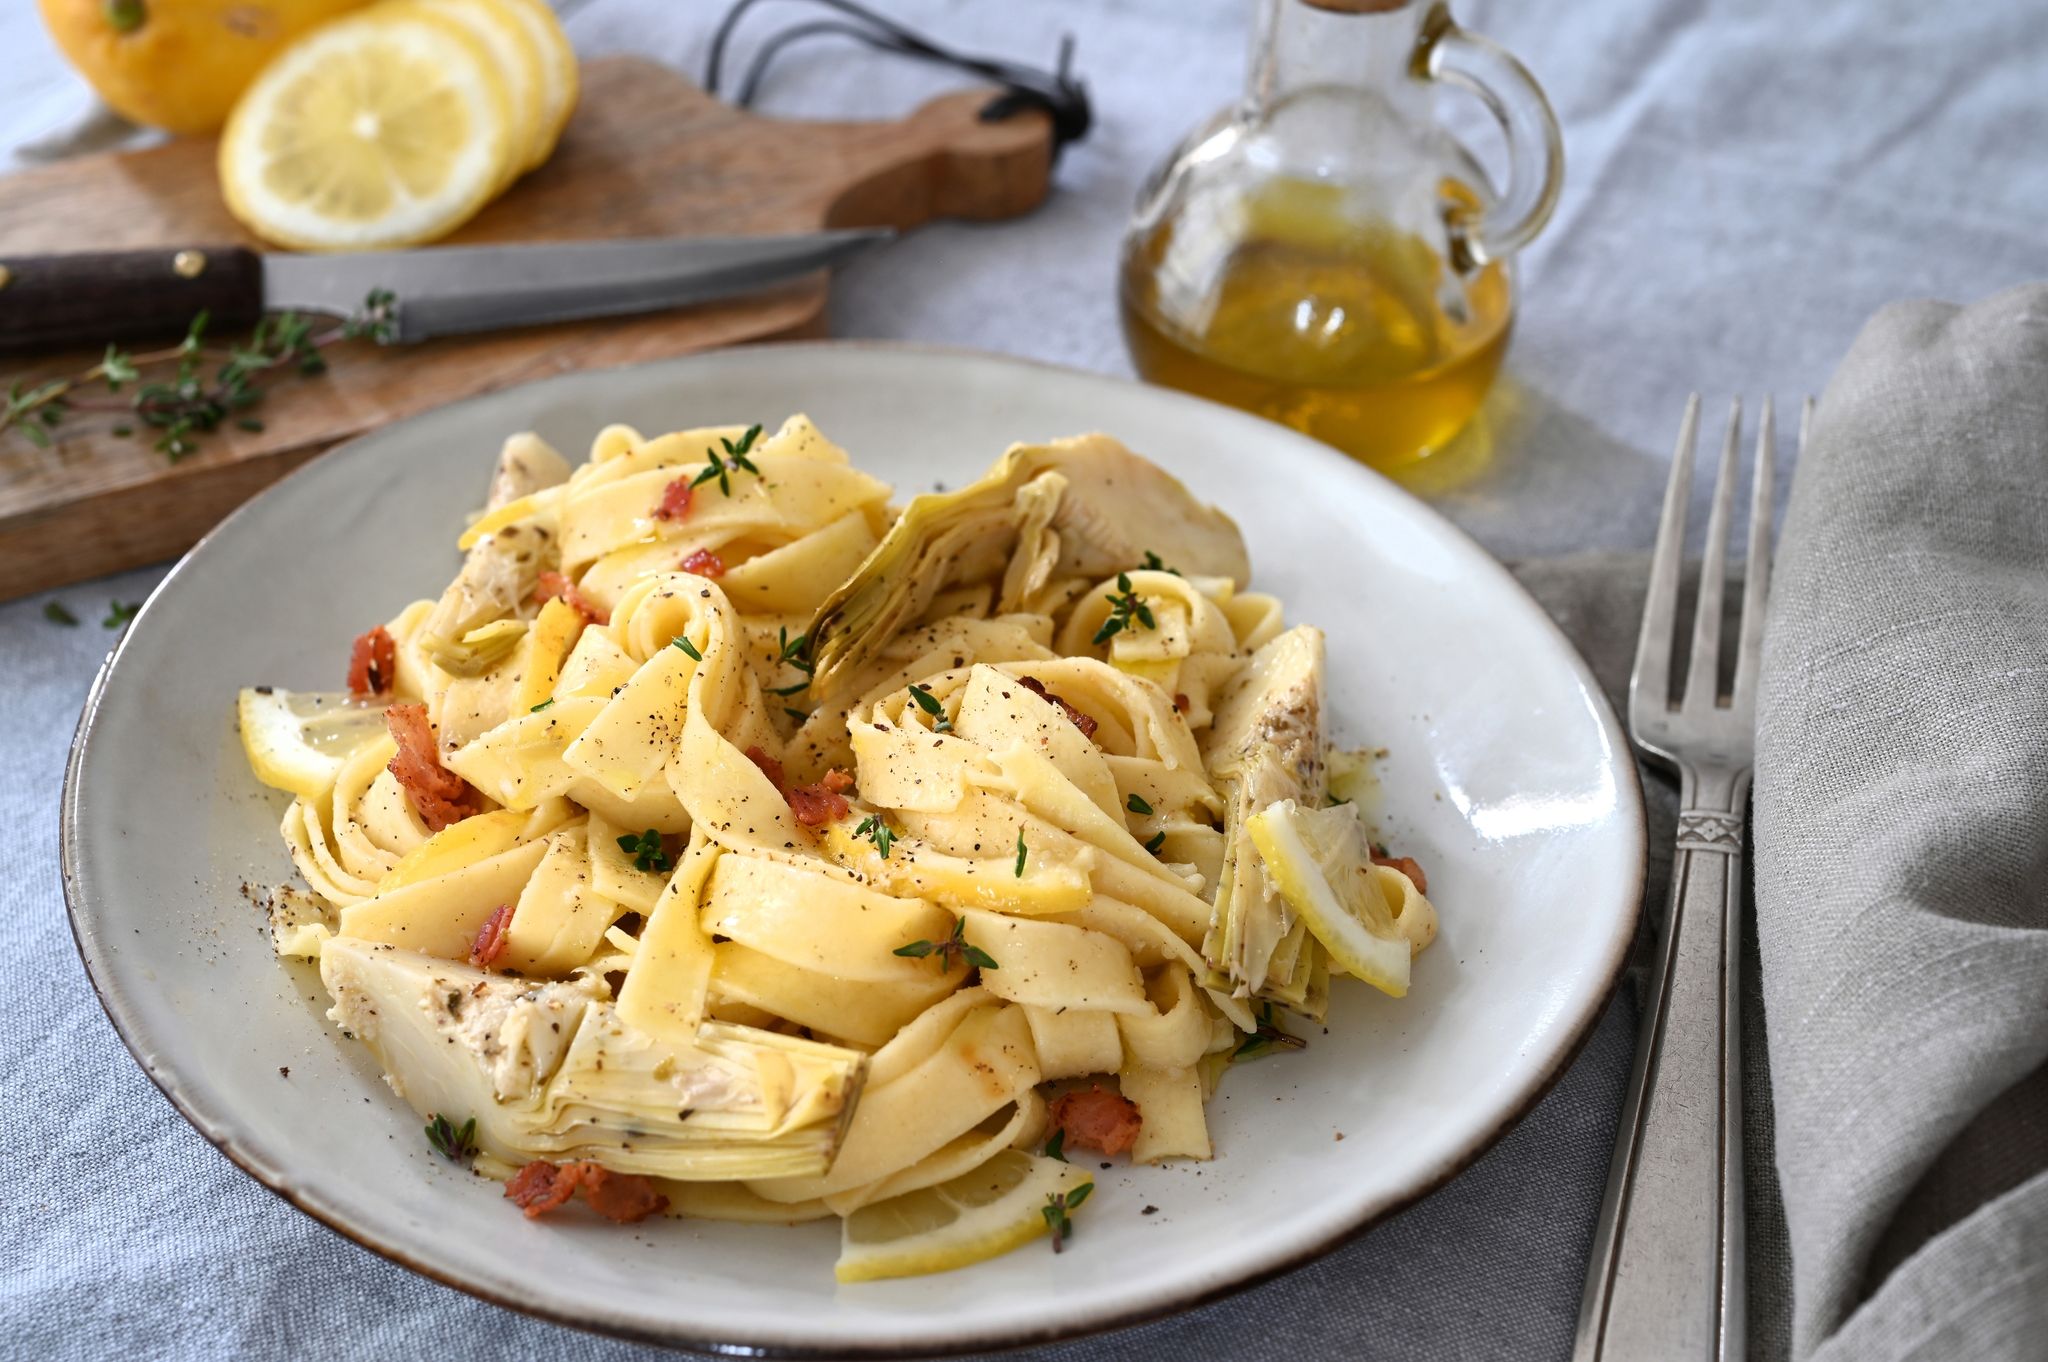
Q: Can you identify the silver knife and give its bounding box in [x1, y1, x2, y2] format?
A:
[0, 231, 892, 354]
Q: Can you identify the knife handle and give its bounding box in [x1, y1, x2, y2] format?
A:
[0, 247, 264, 355]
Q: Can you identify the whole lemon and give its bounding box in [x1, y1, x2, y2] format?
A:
[39, 0, 377, 135]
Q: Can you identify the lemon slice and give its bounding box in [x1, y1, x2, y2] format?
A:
[493, 0, 579, 167]
[1247, 799, 1412, 996]
[238, 689, 390, 800]
[414, 0, 545, 185]
[218, 5, 515, 250]
[836, 1151, 1093, 1283]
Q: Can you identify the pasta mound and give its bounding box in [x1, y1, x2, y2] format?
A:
[245, 416, 1437, 1274]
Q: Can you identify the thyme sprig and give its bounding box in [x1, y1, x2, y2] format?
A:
[1092, 572, 1157, 646]
[1139, 549, 1181, 576]
[691, 422, 765, 496]
[854, 813, 896, 859]
[1233, 1002, 1308, 1061]
[770, 626, 814, 695]
[616, 828, 674, 874]
[1, 290, 398, 461]
[424, 1112, 479, 1163]
[894, 916, 997, 971]
[1042, 1182, 1093, 1253]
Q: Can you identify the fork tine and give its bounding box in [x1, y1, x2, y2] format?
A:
[1732, 398, 1779, 707]
[1633, 394, 1702, 717]
[1683, 399, 1742, 708]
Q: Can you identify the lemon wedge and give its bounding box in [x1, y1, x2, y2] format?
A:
[835, 1151, 1093, 1283]
[218, 4, 515, 250]
[413, 0, 545, 186]
[1246, 799, 1412, 997]
[493, 0, 579, 167]
[237, 688, 390, 800]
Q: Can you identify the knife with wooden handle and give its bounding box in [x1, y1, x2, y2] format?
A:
[0, 231, 892, 354]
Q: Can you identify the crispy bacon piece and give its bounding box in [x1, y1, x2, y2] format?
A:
[679, 547, 726, 578]
[746, 745, 853, 827]
[580, 1168, 670, 1223]
[346, 625, 397, 697]
[385, 703, 481, 831]
[505, 1160, 579, 1217]
[1371, 850, 1428, 894]
[1048, 1085, 1143, 1157]
[504, 1160, 669, 1224]
[744, 744, 786, 789]
[654, 477, 694, 522]
[1018, 675, 1099, 740]
[786, 768, 855, 828]
[533, 570, 609, 626]
[470, 904, 513, 968]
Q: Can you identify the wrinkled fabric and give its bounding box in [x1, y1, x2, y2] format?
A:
[1755, 285, 2048, 1362]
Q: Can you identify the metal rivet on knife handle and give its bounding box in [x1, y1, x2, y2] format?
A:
[172, 250, 208, 279]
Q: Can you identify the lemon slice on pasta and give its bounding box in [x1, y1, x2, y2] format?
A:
[237, 688, 389, 800]
[218, 4, 516, 250]
[835, 1151, 1094, 1283]
[1247, 800, 1412, 997]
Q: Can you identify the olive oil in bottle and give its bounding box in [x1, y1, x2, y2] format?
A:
[1119, 179, 1513, 473]
[1116, 0, 1561, 476]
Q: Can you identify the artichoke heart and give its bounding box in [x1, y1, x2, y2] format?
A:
[1201, 625, 1328, 1012]
[424, 516, 555, 643]
[422, 619, 528, 678]
[320, 935, 867, 1181]
[808, 435, 1249, 691]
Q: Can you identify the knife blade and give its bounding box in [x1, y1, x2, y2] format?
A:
[0, 231, 892, 355]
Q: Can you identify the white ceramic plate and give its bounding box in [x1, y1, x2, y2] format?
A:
[62, 344, 1642, 1357]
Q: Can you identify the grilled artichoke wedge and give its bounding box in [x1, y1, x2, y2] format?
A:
[1200, 625, 1329, 1014]
[806, 436, 1250, 691]
[320, 936, 866, 1181]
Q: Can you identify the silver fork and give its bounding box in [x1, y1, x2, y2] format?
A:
[1572, 395, 1806, 1362]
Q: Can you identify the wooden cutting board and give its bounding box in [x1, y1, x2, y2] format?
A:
[0, 56, 1052, 600]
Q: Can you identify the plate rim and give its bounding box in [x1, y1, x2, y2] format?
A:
[60, 339, 1646, 1358]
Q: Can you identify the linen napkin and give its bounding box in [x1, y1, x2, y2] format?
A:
[1755, 283, 2048, 1362]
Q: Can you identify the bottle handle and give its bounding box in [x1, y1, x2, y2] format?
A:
[1422, 15, 1564, 270]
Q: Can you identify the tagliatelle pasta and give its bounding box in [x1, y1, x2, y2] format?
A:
[237, 415, 1440, 1278]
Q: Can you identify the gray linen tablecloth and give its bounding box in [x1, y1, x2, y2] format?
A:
[4, 1, 2047, 1358]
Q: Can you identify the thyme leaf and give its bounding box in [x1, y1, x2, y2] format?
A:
[907, 683, 953, 732]
[424, 1112, 479, 1162]
[855, 814, 896, 859]
[1042, 1182, 1094, 1253]
[616, 828, 673, 874]
[1092, 572, 1157, 646]
[893, 916, 996, 972]
[1233, 1002, 1308, 1062]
